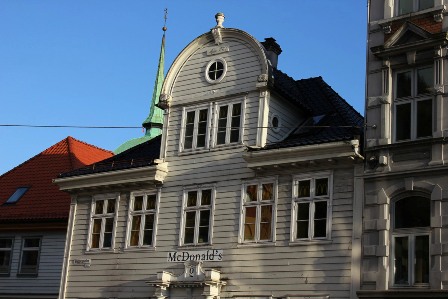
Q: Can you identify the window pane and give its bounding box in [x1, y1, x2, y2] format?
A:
[395, 196, 430, 228]
[262, 183, 273, 201]
[0, 239, 12, 248]
[419, 0, 434, 11]
[416, 99, 432, 138]
[260, 205, 272, 240]
[394, 236, 409, 285]
[417, 67, 433, 94]
[0, 251, 11, 274]
[230, 103, 241, 143]
[146, 195, 156, 210]
[198, 210, 210, 243]
[245, 185, 257, 202]
[133, 196, 143, 211]
[315, 178, 328, 196]
[143, 214, 154, 245]
[24, 238, 40, 248]
[106, 199, 115, 214]
[201, 189, 212, 206]
[187, 191, 197, 207]
[95, 200, 104, 214]
[244, 206, 256, 241]
[298, 180, 310, 197]
[184, 111, 195, 149]
[20, 250, 39, 274]
[103, 218, 114, 248]
[217, 106, 228, 145]
[130, 216, 141, 246]
[396, 71, 412, 98]
[415, 235, 429, 284]
[397, 0, 413, 15]
[91, 219, 101, 248]
[184, 211, 195, 244]
[197, 109, 208, 148]
[314, 201, 328, 238]
[396, 103, 411, 140]
[297, 202, 310, 239]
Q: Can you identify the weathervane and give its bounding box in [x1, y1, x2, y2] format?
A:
[163, 8, 168, 34]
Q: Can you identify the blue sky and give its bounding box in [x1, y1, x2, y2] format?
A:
[0, 0, 367, 175]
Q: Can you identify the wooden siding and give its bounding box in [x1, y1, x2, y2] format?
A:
[0, 231, 65, 297]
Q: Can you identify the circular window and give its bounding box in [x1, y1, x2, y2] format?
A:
[271, 114, 281, 132]
[205, 58, 227, 84]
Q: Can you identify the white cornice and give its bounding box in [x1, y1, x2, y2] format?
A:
[53, 163, 168, 191]
[242, 141, 357, 168]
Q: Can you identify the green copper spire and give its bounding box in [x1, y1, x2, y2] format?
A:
[114, 14, 167, 154]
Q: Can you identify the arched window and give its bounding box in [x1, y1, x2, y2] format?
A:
[392, 195, 430, 286]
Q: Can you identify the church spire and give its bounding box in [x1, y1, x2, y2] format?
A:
[114, 10, 167, 155]
[142, 9, 167, 138]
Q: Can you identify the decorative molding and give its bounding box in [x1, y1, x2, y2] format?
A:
[157, 93, 171, 109]
[434, 12, 444, 23]
[382, 25, 391, 34]
[207, 45, 229, 56]
[367, 96, 390, 108]
[257, 74, 268, 82]
[211, 28, 223, 45]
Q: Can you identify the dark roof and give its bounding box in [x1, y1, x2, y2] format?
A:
[59, 135, 162, 178]
[264, 68, 364, 149]
[0, 137, 112, 222]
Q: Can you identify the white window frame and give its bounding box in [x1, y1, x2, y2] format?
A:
[180, 104, 212, 152]
[205, 58, 227, 84]
[212, 99, 245, 147]
[395, 0, 434, 16]
[125, 189, 160, 249]
[18, 237, 41, 276]
[239, 178, 278, 244]
[0, 238, 14, 276]
[291, 172, 333, 242]
[87, 193, 119, 251]
[179, 185, 216, 246]
[393, 65, 434, 142]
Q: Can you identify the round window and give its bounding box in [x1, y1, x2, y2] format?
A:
[205, 58, 227, 84]
[271, 114, 281, 132]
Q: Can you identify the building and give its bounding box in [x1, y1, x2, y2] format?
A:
[360, 1, 448, 298]
[55, 13, 364, 299]
[0, 137, 112, 299]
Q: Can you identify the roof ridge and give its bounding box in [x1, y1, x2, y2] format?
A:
[66, 136, 113, 155]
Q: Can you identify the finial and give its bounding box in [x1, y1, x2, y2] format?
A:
[162, 8, 168, 32]
[215, 12, 225, 28]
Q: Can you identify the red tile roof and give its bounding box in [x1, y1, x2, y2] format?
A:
[0, 137, 113, 222]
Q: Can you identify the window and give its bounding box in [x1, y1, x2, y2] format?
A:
[5, 187, 29, 204]
[396, 0, 434, 16]
[291, 173, 332, 241]
[391, 195, 430, 286]
[89, 195, 117, 250]
[18, 237, 41, 276]
[0, 238, 13, 275]
[394, 66, 433, 141]
[205, 58, 227, 83]
[127, 191, 159, 248]
[180, 187, 215, 246]
[215, 102, 242, 145]
[181, 106, 211, 151]
[240, 179, 277, 243]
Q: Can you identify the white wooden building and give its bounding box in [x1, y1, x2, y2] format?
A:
[55, 13, 364, 299]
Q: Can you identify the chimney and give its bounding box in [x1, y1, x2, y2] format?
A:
[261, 37, 282, 68]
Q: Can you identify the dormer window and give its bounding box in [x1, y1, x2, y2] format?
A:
[396, 0, 434, 16]
[205, 58, 227, 83]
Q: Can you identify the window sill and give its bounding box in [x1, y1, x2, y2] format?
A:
[84, 248, 117, 254]
[289, 239, 333, 246]
[16, 273, 38, 278]
[179, 142, 244, 156]
[177, 244, 213, 250]
[237, 241, 276, 248]
[123, 246, 156, 253]
[0, 273, 10, 277]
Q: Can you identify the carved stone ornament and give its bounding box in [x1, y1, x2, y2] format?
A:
[257, 74, 269, 82]
[207, 45, 229, 56]
[157, 93, 171, 109]
[434, 85, 444, 94]
[211, 28, 223, 45]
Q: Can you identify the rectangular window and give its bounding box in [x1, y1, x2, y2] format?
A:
[181, 187, 215, 246]
[240, 179, 277, 243]
[291, 173, 332, 241]
[0, 238, 13, 275]
[127, 191, 159, 248]
[89, 195, 117, 250]
[18, 237, 41, 276]
[182, 106, 211, 151]
[396, 0, 434, 16]
[393, 234, 429, 286]
[394, 66, 433, 141]
[216, 102, 242, 145]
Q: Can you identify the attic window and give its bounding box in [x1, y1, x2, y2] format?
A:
[5, 187, 29, 204]
[205, 58, 227, 84]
